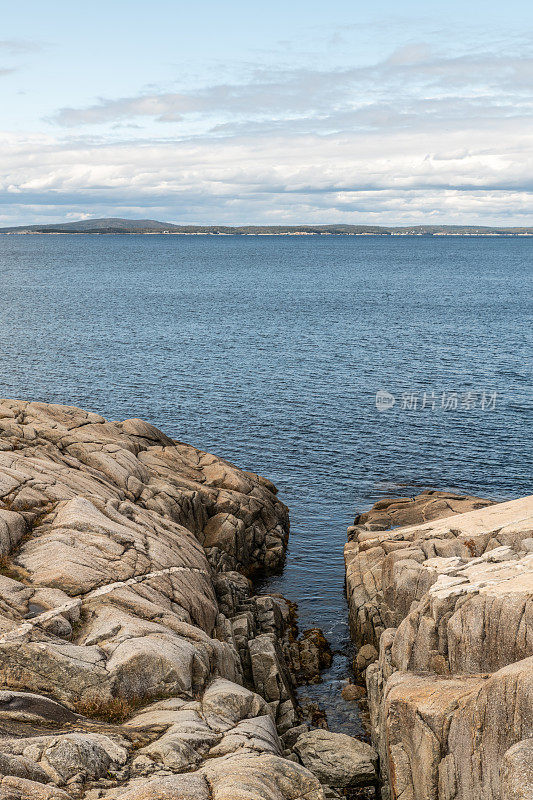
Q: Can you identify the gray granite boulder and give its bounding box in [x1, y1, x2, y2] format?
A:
[293, 729, 378, 788]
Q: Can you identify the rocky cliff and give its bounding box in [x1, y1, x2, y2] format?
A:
[345, 490, 533, 800]
[0, 400, 349, 800]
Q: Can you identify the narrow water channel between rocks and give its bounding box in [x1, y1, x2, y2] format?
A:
[1, 234, 529, 735]
[256, 496, 365, 737]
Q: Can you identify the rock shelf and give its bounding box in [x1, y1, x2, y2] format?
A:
[345, 490, 533, 800]
[0, 400, 346, 800]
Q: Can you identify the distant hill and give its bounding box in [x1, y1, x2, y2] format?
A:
[0, 218, 175, 234]
[0, 218, 532, 236]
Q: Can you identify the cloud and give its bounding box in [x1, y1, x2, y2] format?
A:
[384, 42, 433, 66]
[0, 39, 44, 78]
[1, 39, 531, 225]
[51, 45, 533, 133]
[1, 115, 532, 225]
[0, 39, 43, 55]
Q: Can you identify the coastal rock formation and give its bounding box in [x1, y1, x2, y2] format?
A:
[0, 400, 328, 799]
[286, 629, 333, 686]
[293, 729, 378, 789]
[345, 490, 495, 648]
[345, 490, 533, 800]
[348, 490, 494, 539]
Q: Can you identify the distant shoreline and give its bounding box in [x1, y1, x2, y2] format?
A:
[1, 231, 532, 237]
[1, 218, 532, 236]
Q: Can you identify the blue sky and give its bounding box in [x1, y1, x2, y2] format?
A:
[1, 0, 533, 225]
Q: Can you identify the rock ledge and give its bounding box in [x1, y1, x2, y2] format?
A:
[345, 489, 533, 800]
[0, 400, 327, 800]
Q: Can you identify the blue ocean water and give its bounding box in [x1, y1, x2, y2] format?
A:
[1, 234, 531, 732]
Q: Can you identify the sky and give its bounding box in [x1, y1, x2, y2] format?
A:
[1, 0, 533, 226]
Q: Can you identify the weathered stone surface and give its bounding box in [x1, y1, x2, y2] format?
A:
[199, 752, 324, 800]
[345, 491, 533, 800]
[348, 490, 494, 538]
[354, 644, 378, 681]
[0, 400, 325, 800]
[101, 774, 211, 800]
[286, 628, 332, 685]
[0, 778, 70, 800]
[340, 683, 366, 701]
[293, 729, 378, 788]
[345, 489, 499, 648]
[249, 635, 297, 733]
[501, 739, 533, 800]
[124, 679, 282, 775]
[101, 753, 325, 800]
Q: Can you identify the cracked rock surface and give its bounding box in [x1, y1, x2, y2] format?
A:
[345, 490, 533, 800]
[0, 400, 327, 800]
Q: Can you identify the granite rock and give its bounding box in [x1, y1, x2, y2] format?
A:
[345, 491, 533, 800]
[0, 401, 325, 800]
[293, 729, 378, 788]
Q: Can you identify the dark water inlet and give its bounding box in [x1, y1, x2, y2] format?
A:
[1, 233, 531, 730]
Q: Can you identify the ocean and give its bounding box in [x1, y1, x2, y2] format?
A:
[1, 233, 531, 732]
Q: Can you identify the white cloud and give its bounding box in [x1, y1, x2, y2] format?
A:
[51, 46, 533, 132]
[1, 116, 532, 225]
[0, 38, 44, 79]
[1, 40, 531, 225]
[0, 39, 42, 55]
